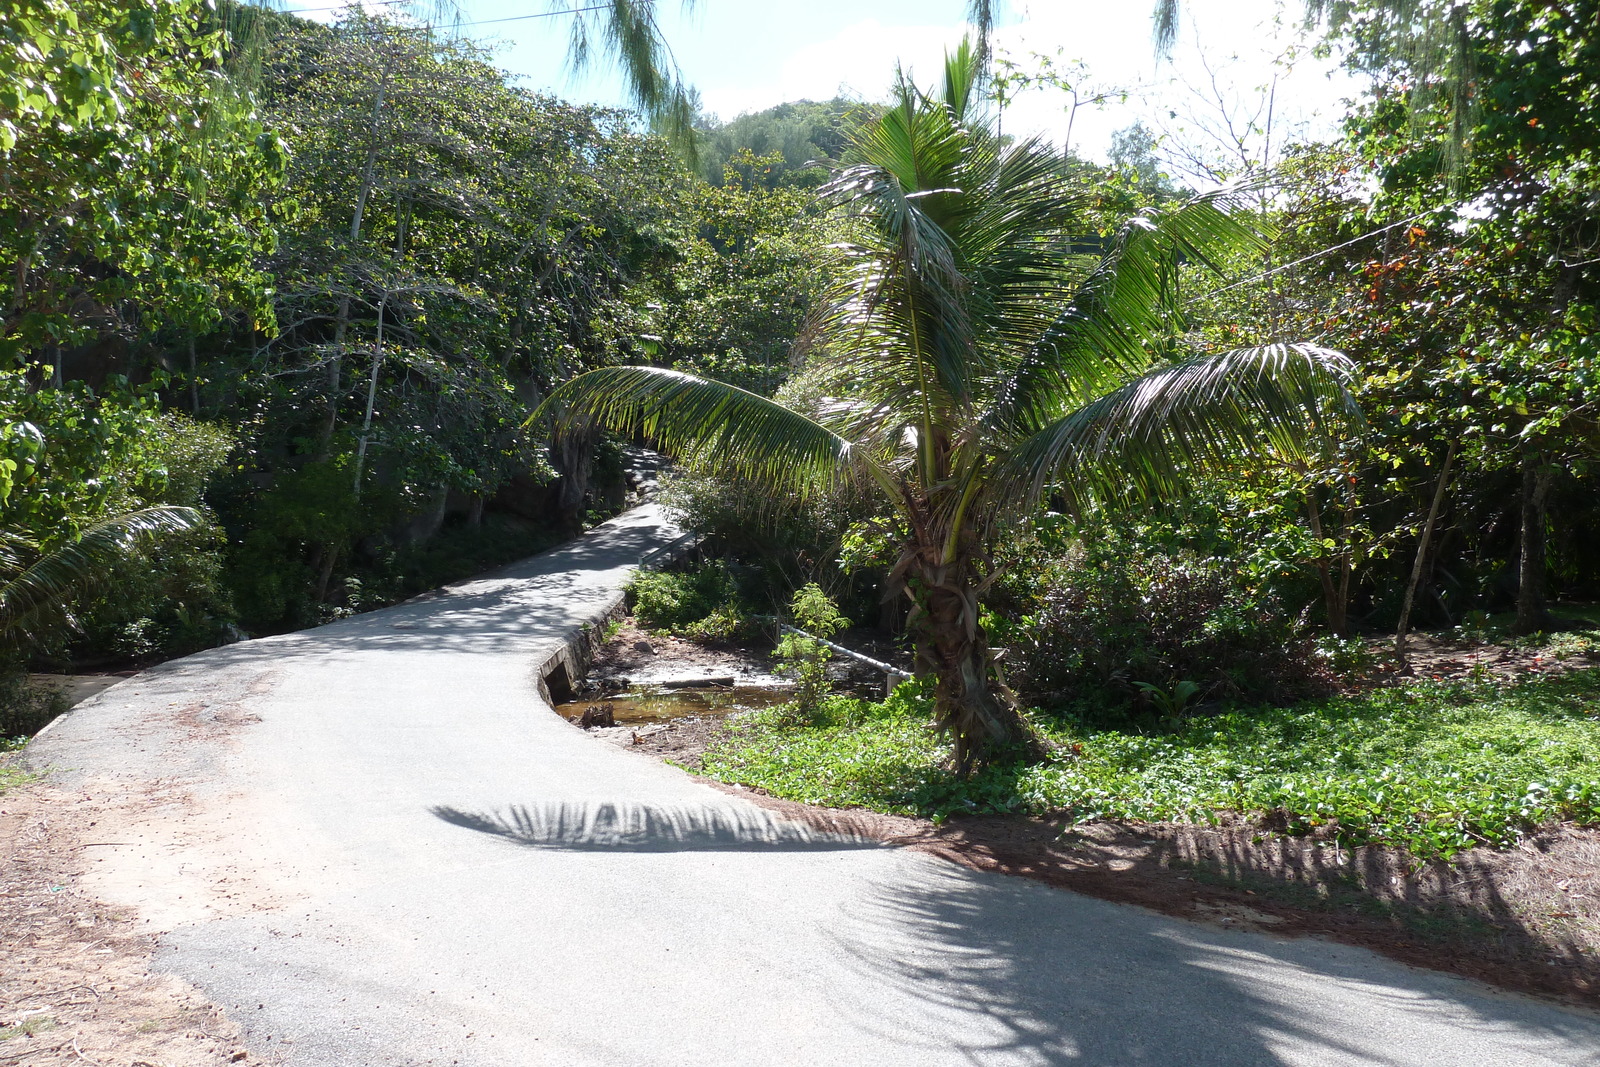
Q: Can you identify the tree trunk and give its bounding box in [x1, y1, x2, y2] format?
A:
[320, 294, 350, 459]
[188, 337, 200, 415]
[314, 543, 340, 605]
[1303, 489, 1348, 635]
[1395, 441, 1457, 667]
[897, 538, 1044, 774]
[1513, 451, 1554, 635]
[552, 419, 598, 536]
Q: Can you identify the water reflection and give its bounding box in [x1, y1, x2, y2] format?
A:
[553, 683, 792, 725]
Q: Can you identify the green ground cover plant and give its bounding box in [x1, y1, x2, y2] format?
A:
[699, 670, 1600, 859]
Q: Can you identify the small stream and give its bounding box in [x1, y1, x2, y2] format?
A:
[554, 683, 793, 725]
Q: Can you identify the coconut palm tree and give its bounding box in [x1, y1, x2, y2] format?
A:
[0, 507, 202, 652]
[540, 41, 1357, 771]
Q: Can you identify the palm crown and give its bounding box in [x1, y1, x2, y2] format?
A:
[541, 40, 1356, 769]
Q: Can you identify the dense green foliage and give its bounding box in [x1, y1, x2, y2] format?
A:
[693, 99, 868, 188]
[4, 0, 1599, 862]
[990, 518, 1329, 716]
[4, 4, 835, 648]
[627, 560, 741, 634]
[545, 42, 1353, 770]
[1175, 0, 1600, 640]
[702, 670, 1600, 859]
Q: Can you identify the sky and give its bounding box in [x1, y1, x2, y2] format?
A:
[286, 0, 1364, 168]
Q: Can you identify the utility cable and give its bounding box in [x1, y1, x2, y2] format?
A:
[1187, 183, 1512, 304]
[279, 2, 614, 28]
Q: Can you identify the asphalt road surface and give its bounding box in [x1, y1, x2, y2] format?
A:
[28, 504, 1600, 1066]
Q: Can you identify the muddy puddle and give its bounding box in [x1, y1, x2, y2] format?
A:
[555, 683, 792, 726]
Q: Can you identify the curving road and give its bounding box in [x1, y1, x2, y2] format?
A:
[28, 504, 1600, 1066]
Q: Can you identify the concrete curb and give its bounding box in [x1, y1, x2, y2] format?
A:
[533, 591, 629, 707]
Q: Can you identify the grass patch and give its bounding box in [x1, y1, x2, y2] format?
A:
[700, 671, 1600, 860]
[0, 1016, 57, 1041]
[1, 735, 37, 795]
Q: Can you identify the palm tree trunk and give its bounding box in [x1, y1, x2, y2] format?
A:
[899, 539, 1042, 773]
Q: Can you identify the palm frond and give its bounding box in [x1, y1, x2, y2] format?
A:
[817, 59, 1090, 417]
[985, 189, 1269, 437]
[558, 0, 698, 152]
[939, 35, 982, 122]
[997, 344, 1358, 507]
[1152, 0, 1180, 55]
[0, 506, 204, 647]
[538, 366, 860, 498]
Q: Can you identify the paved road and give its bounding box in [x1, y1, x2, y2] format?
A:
[28, 505, 1600, 1066]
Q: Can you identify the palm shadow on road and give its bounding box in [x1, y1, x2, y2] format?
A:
[431, 801, 890, 852]
[822, 859, 1600, 1066]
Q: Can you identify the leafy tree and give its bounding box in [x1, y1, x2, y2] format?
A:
[542, 42, 1355, 770]
[205, 13, 684, 627]
[0, 0, 282, 371]
[1243, 0, 1600, 635]
[1109, 122, 1179, 196]
[694, 99, 870, 188]
[644, 149, 835, 393]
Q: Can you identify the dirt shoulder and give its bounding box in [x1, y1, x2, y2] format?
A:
[578, 620, 1600, 1010]
[0, 775, 254, 1066]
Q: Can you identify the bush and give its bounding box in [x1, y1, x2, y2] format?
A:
[628, 560, 753, 639]
[772, 583, 849, 723]
[0, 672, 67, 740]
[659, 466, 883, 625]
[997, 537, 1327, 718]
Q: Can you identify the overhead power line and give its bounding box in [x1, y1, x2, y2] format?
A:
[280, 2, 614, 28]
[1189, 191, 1492, 305]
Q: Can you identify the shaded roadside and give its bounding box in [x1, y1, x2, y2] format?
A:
[695, 778, 1600, 1010]
[577, 605, 1600, 1009]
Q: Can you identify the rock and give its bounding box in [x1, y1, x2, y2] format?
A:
[661, 676, 735, 689]
[578, 704, 616, 728]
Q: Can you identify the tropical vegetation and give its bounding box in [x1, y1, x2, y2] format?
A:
[544, 41, 1355, 768]
[700, 664, 1600, 860]
[1, 0, 1597, 867]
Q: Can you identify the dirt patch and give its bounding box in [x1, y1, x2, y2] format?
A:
[585, 715, 730, 763]
[583, 618, 774, 690]
[1378, 631, 1600, 686]
[0, 781, 256, 1066]
[581, 617, 909, 698]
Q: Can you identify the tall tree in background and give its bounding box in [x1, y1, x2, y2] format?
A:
[1338, 0, 1600, 633]
[207, 12, 682, 626]
[1, 0, 282, 374]
[542, 42, 1356, 769]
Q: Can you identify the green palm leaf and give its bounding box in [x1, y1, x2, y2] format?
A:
[0, 506, 203, 648]
[538, 366, 862, 498]
[988, 189, 1269, 437]
[999, 343, 1358, 505]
